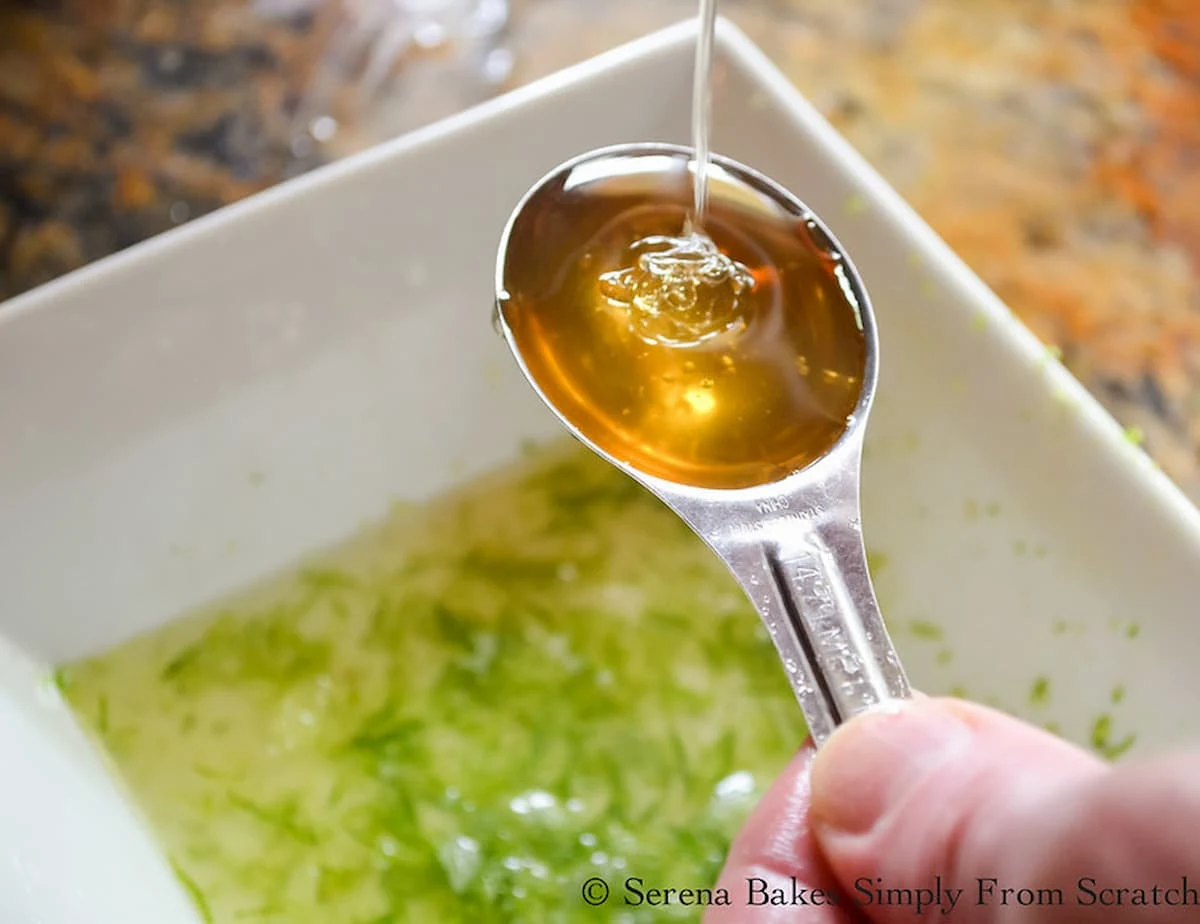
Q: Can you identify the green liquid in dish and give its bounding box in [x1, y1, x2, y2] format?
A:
[57, 444, 805, 922]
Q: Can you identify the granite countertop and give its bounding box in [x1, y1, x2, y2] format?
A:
[1, 0, 1197, 500]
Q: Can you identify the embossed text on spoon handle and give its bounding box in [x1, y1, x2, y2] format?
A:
[690, 445, 911, 746]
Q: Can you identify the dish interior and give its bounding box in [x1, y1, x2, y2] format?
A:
[58, 445, 804, 921]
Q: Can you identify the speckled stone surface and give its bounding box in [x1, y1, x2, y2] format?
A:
[1, 0, 1198, 501]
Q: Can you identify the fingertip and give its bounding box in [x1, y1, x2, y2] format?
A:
[810, 696, 1105, 839]
[808, 696, 1109, 915]
[809, 697, 974, 837]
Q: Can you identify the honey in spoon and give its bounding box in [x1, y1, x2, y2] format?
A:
[497, 149, 867, 492]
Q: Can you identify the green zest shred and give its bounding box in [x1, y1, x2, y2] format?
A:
[1090, 713, 1136, 761]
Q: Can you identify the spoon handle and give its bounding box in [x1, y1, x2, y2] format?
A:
[681, 457, 912, 746]
[722, 525, 910, 745]
[778, 527, 909, 743]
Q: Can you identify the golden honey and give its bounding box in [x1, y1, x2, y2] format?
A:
[499, 154, 867, 491]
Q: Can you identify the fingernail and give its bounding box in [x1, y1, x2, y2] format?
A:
[809, 699, 973, 836]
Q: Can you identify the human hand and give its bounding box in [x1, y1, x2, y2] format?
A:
[705, 697, 1200, 922]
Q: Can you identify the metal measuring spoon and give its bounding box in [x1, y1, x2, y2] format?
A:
[494, 143, 911, 746]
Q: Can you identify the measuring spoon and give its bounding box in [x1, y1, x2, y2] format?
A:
[494, 142, 911, 746]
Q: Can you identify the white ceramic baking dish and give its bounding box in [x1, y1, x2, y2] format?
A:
[3, 18, 1200, 924]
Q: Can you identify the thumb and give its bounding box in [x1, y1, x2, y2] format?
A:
[809, 697, 1200, 922]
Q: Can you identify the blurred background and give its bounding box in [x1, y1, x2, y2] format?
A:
[0, 0, 1196, 499]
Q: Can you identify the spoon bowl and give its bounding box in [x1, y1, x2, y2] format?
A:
[496, 142, 910, 744]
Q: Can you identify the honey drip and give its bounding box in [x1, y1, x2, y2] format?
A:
[591, 0, 755, 351]
[597, 232, 754, 346]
